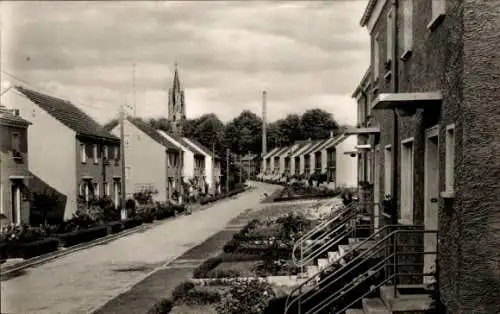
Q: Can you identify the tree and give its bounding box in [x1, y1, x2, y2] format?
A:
[148, 117, 172, 133]
[300, 109, 340, 140]
[224, 111, 262, 155]
[276, 114, 302, 146]
[103, 118, 119, 131]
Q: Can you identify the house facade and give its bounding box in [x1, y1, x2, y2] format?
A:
[109, 117, 182, 203]
[182, 138, 222, 194]
[350, 0, 500, 312]
[260, 147, 280, 179]
[3, 86, 122, 220]
[0, 107, 31, 226]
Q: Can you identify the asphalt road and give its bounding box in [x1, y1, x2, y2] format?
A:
[0, 182, 280, 314]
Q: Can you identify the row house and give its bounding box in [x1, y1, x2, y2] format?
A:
[290, 141, 313, 175]
[260, 147, 280, 179]
[237, 153, 259, 179]
[348, 0, 500, 312]
[183, 138, 222, 194]
[0, 107, 31, 225]
[2, 86, 122, 220]
[108, 117, 182, 203]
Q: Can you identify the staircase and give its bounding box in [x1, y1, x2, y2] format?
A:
[284, 203, 438, 314]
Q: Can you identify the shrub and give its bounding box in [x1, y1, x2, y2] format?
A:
[206, 268, 241, 278]
[122, 218, 143, 230]
[146, 298, 173, 314]
[107, 221, 124, 234]
[223, 239, 240, 253]
[133, 186, 159, 205]
[136, 205, 156, 223]
[56, 225, 108, 247]
[193, 257, 222, 278]
[184, 288, 221, 304]
[5, 238, 59, 259]
[155, 202, 175, 220]
[171, 281, 195, 302]
[215, 279, 276, 314]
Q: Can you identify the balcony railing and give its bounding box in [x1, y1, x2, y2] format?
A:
[284, 224, 437, 314]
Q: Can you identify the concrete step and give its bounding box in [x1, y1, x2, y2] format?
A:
[317, 258, 330, 271]
[362, 298, 391, 314]
[328, 251, 340, 263]
[380, 285, 434, 312]
[346, 309, 365, 314]
[306, 265, 320, 278]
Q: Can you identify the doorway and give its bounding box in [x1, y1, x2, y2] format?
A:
[424, 125, 439, 283]
[11, 181, 21, 225]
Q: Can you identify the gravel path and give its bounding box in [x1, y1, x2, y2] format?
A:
[0, 183, 280, 314]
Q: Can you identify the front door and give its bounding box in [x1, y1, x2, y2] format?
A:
[11, 182, 21, 225]
[113, 180, 119, 208]
[424, 126, 439, 283]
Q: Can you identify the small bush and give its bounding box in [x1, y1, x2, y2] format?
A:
[184, 288, 221, 304]
[223, 239, 240, 253]
[5, 238, 59, 259]
[206, 268, 241, 278]
[147, 298, 173, 314]
[155, 202, 175, 220]
[172, 281, 195, 302]
[56, 225, 108, 247]
[107, 221, 124, 234]
[193, 257, 222, 278]
[122, 218, 143, 230]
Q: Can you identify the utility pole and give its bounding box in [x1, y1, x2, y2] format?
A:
[119, 104, 127, 219]
[226, 148, 230, 193]
[262, 90, 267, 156]
[212, 141, 215, 195]
[239, 154, 242, 184]
[132, 63, 137, 117]
[248, 150, 251, 186]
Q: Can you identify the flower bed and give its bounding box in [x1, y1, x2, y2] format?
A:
[56, 225, 109, 247]
[2, 238, 60, 259]
[272, 184, 341, 202]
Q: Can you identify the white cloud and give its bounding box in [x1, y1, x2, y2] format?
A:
[1, 0, 370, 125]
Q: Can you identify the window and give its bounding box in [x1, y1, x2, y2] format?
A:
[386, 9, 393, 62]
[93, 183, 99, 198]
[445, 124, 455, 192]
[80, 144, 86, 163]
[431, 0, 445, 20]
[104, 182, 109, 196]
[359, 155, 365, 182]
[384, 145, 392, 196]
[400, 139, 414, 224]
[373, 34, 380, 80]
[93, 144, 98, 164]
[11, 132, 20, 152]
[114, 146, 119, 161]
[429, 0, 446, 30]
[104, 146, 109, 160]
[402, 0, 414, 57]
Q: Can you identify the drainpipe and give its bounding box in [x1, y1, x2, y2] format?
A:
[389, 0, 400, 226]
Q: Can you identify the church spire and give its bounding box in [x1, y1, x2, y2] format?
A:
[173, 61, 181, 92]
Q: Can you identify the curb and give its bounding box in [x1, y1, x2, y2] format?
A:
[0, 187, 253, 279]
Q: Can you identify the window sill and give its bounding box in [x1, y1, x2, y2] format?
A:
[400, 49, 412, 62]
[440, 190, 455, 199]
[427, 13, 445, 32]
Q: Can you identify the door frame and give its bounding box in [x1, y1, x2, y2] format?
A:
[373, 144, 381, 232]
[423, 125, 440, 283]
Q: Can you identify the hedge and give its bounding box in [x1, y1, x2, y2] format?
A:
[56, 225, 108, 247]
[146, 298, 173, 314]
[122, 218, 143, 230]
[193, 257, 223, 278]
[3, 238, 60, 259]
[107, 221, 124, 234]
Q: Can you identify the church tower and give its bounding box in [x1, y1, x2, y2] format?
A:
[168, 62, 186, 135]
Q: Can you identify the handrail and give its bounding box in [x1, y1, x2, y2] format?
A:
[298, 228, 438, 314]
[284, 224, 421, 314]
[292, 207, 359, 266]
[295, 201, 357, 251]
[292, 220, 352, 267]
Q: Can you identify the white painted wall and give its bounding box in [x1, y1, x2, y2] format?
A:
[182, 138, 213, 189]
[111, 121, 167, 202]
[335, 135, 358, 188]
[3, 90, 77, 219]
[157, 131, 194, 179]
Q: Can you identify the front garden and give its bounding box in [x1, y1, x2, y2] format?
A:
[0, 184, 248, 263]
[269, 181, 345, 202]
[146, 209, 323, 314]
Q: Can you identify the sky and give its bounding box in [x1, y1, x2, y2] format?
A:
[1, 0, 370, 125]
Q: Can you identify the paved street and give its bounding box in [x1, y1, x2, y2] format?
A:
[0, 182, 280, 314]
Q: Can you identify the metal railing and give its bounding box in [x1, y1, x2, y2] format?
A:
[292, 201, 359, 267]
[284, 225, 437, 314]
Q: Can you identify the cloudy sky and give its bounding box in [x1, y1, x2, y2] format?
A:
[1, 0, 369, 125]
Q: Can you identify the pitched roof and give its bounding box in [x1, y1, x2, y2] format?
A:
[184, 137, 221, 159]
[179, 138, 205, 157]
[0, 107, 31, 127]
[157, 130, 202, 156]
[271, 146, 290, 158]
[262, 147, 280, 159]
[15, 86, 119, 143]
[302, 139, 329, 155]
[126, 117, 178, 150]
